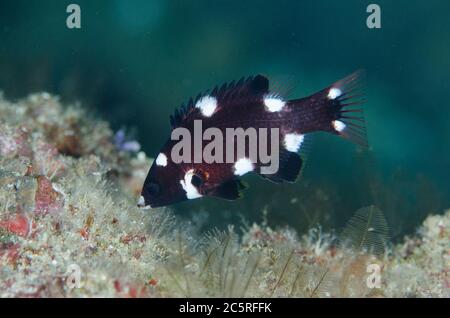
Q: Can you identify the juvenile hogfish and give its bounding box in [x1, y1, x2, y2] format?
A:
[139, 71, 366, 208]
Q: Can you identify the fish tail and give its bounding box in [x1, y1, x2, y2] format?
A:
[293, 70, 367, 147]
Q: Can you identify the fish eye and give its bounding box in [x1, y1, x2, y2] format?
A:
[191, 174, 203, 187]
[146, 182, 160, 196]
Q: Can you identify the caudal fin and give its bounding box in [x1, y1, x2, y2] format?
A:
[327, 70, 368, 147]
[293, 70, 367, 147]
[325, 70, 367, 147]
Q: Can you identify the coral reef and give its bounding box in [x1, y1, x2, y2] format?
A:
[0, 93, 448, 297]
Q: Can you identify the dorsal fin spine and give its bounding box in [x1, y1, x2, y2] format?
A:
[169, 75, 269, 129]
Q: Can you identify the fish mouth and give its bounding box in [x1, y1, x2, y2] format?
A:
[137, 195, 152, 210]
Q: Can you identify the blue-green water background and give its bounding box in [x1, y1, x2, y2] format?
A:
[1, 0, 449, 238]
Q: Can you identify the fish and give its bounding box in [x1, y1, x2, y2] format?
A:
[139, 71, 366, 208]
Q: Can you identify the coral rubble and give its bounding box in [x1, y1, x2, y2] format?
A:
[0, 93, 448, 297]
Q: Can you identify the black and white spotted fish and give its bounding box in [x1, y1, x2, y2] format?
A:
[139, 71, 366, 208]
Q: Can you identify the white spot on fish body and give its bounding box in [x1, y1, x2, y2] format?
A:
[332, 120, 346, 132]
[180, 169, 203, 199]
[195, 95, 217, 117]
[155, 153, 168, 167]
[327, 87, 342, 100]
[233, 157, 254, 176]
[264, 95, 286, 112]
[284, 133, 304, 152]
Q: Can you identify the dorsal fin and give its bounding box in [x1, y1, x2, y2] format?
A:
[169, 75, 269, 128]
